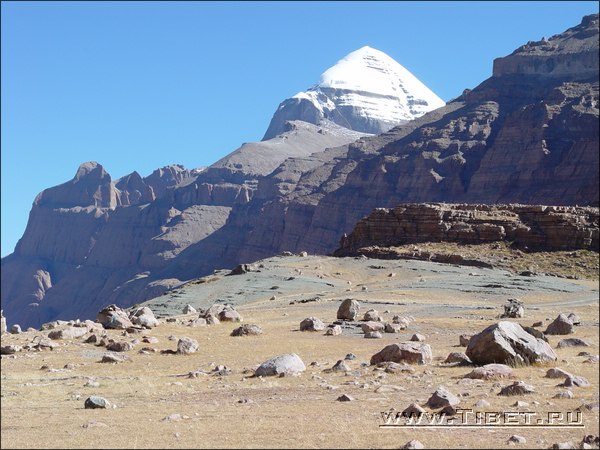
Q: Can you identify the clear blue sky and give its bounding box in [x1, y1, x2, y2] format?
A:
[1, 1, 598, 257]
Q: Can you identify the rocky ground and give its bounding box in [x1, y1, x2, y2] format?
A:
[1, 253, 598, 449]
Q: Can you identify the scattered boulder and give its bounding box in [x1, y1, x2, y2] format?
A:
[188, 318, 207, 327]
[465, 363, 513, 380]
[370, 343, 433, 365]
[545, 368, 573, 379]
[254, 353, 306, 377]
[425, 386, 460, 408]
[205, 315, 220, 325]
[498, 381, 535, 396]
[557, 338, 591, 348]
[84, 396, 110, 409]
[361, 321, 385, 333]
[507, 435, 527, 445]
[176, 337, 199, 355]
[325, 325, 342, 336]
[330, 360, 350, 372]
[31, 336, 58, 350]
[100, 352, 129, 363]
[363, 309, 381, 322]
[9, 324, 21, 334]
[402, 440, 424, 449]
[202, 304, 227, 318]
[410, 333, 426, 342]
[553, 390, 574, 399]
[376, 361, 416, 374]
[545, 314, 575, 335]
[466, 321, 556, 366]
[231, 324, 263, 336]
[392, 316, 411, 328]
[344, 353, 356, 361]
[550, 443, 576, 449]
[364, 331, 383, 339]
[182, 304, 197, 314]
[129, 307, 159, 328]
[106, 341, 135, 352]
[227, 264, 253, 275]
[97, 305, 133, 330]
[1, 345, 21, 355]
[501, 298, 524, 318]
[48, 327, 88, 340]
[561, 375, 590, 388]
[219, 308, 242, 323]
[337, 299, 360, 321]
[300, 317, 325, 332]
[384, 323, 403, 333]
[444, 352, 472, 365]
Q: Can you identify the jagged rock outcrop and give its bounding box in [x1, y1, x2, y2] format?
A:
[334, 203, 599, 255]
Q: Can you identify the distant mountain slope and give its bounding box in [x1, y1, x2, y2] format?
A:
[2, 16, 598, 330]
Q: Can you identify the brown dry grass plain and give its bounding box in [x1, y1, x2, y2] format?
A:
[1, 252, 599, 449]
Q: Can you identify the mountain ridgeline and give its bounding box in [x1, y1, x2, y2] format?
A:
[2, 15, 598, 328]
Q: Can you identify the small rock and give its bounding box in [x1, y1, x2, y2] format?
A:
[426, 386, 460, 408]
[474, 399, 490, 408]
[255, 353, 305, 377]
[402, 440, 425, 449]
[512, 400, 529, 408]
[100, 353, 129, 363]
[410, 333, 426, 342]
[1, 345, 22, 355]
[363, 309, 381, 322]
[325, 325, 342, 336]
[498, 381, 535, 396]
[557, 338, 591, 348]
[552, 390, 574, 399]
[361, 321, 385, 333]
[444, 352, 472, 365]
[330, 360, 350, 372]
[364, 331, 383, 339]
[336, 394, 354, 402]
[561, 375, 590, 388]
[550, 442, 576, 449]
[345, 353, 356, 361]
[142, 336, 159, 344]
[337, 299, 360, 321]
[501, 298, 524, 318]
[465, 364, 513, 380]
[371, 343, 432, 365]
[182, 305, 197, 314]
[384, 323, 403, 333]
[545, 368, 572, 379]
[507, 435, 527, 445]
[545, 314, 574, 335]
[300, 317, 325, 332]
[176, 337, 199, 355]
[231, 324, 263, 336]
[84, 396, 110, 409]
[9, 324, 22, 334]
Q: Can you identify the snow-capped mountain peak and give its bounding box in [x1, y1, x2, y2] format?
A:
[263, 46, 445, 140]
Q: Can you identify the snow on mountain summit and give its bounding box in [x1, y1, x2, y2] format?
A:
[263, 46, 445, 140]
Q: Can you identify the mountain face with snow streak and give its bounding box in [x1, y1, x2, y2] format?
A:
[262, 46, 445, 140]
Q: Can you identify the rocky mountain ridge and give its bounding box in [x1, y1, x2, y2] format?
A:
[2, 15, 598, 329]
[334, 203, 600, 256]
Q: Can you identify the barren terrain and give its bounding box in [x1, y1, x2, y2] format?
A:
[1, 253, 598, 449]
